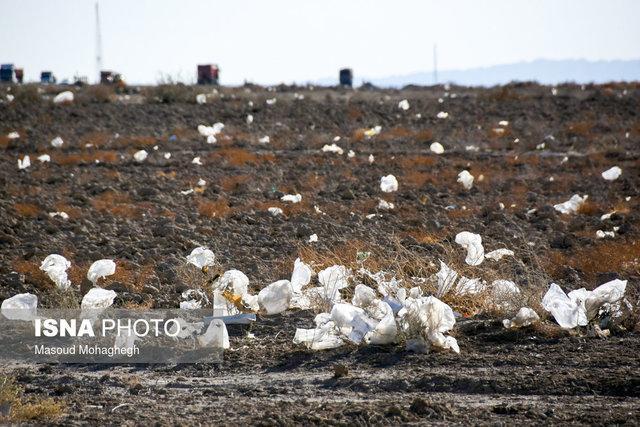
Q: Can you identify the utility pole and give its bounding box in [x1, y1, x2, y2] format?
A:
[433, 44, 438, 85]
[95, 2, 103, 83]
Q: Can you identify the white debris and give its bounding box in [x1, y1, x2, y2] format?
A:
[377, 199, 394, 210]
[50, 136, 64, 148]
[293, 315, 344, 350]
[601, 166, 622, 181]
[197, 179, 206, 186]
[18, 155, 31, 170]
[542, 283, 588, 329]
[258, 136, 270, 144]
[308, 233, 318, 243]
[180, 189, 194, 195]
[196, 94, 206, 104]
[364, 126, 382, 138]
[281, 194, 302, 203]
[455, 232, 485, 266]
[198, 319, 230, 349]
[192, 156, 202, 165]
[321, 143, 343, 155]
[206, 135, 217, 144]
[503, 307, 539, 328]
[436, 261, 458, 297]
[48, 211, 69, 220]
[596, 230, 615, 239]
[485, 248, 514, 261]
[268, 207, 283, 216]
[1, 293, 38, 321]
[133, 150, 148, 162]
[436, 111, 449, 119]
[491, 280, 520, 297]
[35, 153, 51, 163]
[380, 175, 398, 193]
[457, 170, 474, 190]
[164, 152, 171, 159]
[347, 150, 355, 158]
[333, 136, 341, 142]
[430, 142, 444, 154]
[81, 287, 116, 310]
[87, 259, 116, 285]
[40, 254, 72, 290]
[53, 91, 74, 104]
[498, 120, 509, 126]
[455, 276, 485, 295]
[266, 97, 277, 105]
[368, 154, 375, 164]
[186, 247, 215, 270]
[398, 99, 410, 110]
[465, 145, 479, 152]
[6, 94, 14, 102]
[246, 114, 254, 125]
[258, 280, 292, 315]
[7, 131, 19, 139]
[553, 194, 587, 214]
[316, 265, 351, 304]
[399, 296, 459, 353]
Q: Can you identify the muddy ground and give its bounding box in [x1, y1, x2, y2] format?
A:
[1, 83, 639, 424]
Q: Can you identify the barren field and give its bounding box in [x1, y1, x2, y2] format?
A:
[1, 83, 639, 425]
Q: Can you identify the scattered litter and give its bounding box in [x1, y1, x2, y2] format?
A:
[180, 189, 194, 195]
[596, 230, 615, 239]
[491, 280, 520, 297]
[198, 319, 230, 349]
[258, 280, 291, 315]
[364, 126, 382, 138]
[40, 254, 71, 290]
[51, 136, 64, 148]
[553, 194, 587, 214]
[81, 287, 116, 310]
[308, 233, 318, 243]
[430, 142, 444, 154]
[48, 211, 69, 220]
[436, 261, 458, 297]
[399, 296, 459, 353]
[268, 207, 283, 216]
[498, 120, 509, 126]
[196, 94, 206, 104]
[192, 157, 202, 165]
[347, 150, 355, 158]
[378, 199, 394, 210]
[601, 166, 622, 181]
[333, 136, 341, 142]
[457, 170, 474, 190]
[18, 155, 31, 170]
[7, 131, 19, 139]
[259, 136, 270, 144]
[186, 247, 215, 270]
[368, 154, 375, 164]
[246, 114, 253, 125]
[53, 91, 74, 104]
[380, 175, 398, 193]
[455, 232, 485, 266]
[87, 259, 116, 285]
[164, 152, 171, 159]
[465, 145, 479, 152]
[133, 150, 148, 162]
[321, 143, 343, 155]
[455, 276, 485, 295]
[503, 307, 539, 328]
[398, 99, 410, 110]
[485, 248, 514, 261]
[37, 154, 51, 162]
[437, 111, 449, 119]
[1, 293, 38, 321]
[197, 179, 206, 186]
[207, 135, 217, 144]
[281, 194, 302, 203]
[266, 97, 277, 105]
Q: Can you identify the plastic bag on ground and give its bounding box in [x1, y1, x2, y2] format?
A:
[186, 247, 215, 270]
[281, 194, 302, 203]
[541, 283, 587, 328]
[40, 254, 71, 290]
[457, 170, 474, 190]
[352, 284, 378, 308]
[399, 296, 459, 353]
[601, 166, 622, 181]
[1, 293, 37, 321]
[455, 231, 485, 266]
[18, 155, 30, 170]
[455, 276, 484, 295]
[584, 279, 627, 320]
[485, 248, 514, 261]
[316, 265, 351, 306]
[293, 321, 344, 350]
[364, 301, 397, 344]
[198, 319, 230, 349]
[503, 307, 540, 328]
[554, 194, 587, 214]
[430, 142, 444, 154]
[436, 261, 458, 297]
[331, 303, 377, 344]
[380, 175, 398, 192]
[87, 259, 116, 285]
[81, 287, 116, 310]
[258, 280, 292, 315]
[53, 91, 74, 104]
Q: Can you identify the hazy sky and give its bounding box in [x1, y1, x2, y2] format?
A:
[2, 0, 639, 84]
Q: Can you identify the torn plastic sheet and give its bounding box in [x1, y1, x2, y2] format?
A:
[554, 194, 587, 214]
[399, 296, 459, 353]
[455, 231, 485, 266]
[40, 254, 71, 290]
[186, 247, 215, 270]
[1, 293, 37, 321]
[258, 280, 292, 315]
[503, 307, 540, 328]
[87, 259, 116, 284]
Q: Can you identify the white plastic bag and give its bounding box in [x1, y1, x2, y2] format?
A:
[198, 319, 230, 349]
[53, 91, 74, 104]
[380, 175, 398, 193]
[258, 280, 292, 315]
[457, 170, 474, 190]
[503, 307, 540, 328]
[186, 247, 215, 270]
[40, 254, 71, 290]
[87, 259, 116, 285]
[81, 287, 116, 310]
[554, 194, 587, 214]
[601, 166, 622, 181]
[455, 231, 485, 266]
[1, 293, 37, 321]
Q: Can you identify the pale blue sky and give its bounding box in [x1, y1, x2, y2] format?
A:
[1, 0, 639, 84]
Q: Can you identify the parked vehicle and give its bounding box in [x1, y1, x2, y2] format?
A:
[339, 68, 353, 87]
[197, 64, 219, 85]
[41, 71, 56, 84]
[0, 64, 21, 83]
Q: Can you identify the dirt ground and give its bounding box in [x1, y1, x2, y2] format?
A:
[1, 83, 639, 424]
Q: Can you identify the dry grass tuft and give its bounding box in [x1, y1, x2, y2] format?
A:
[90, 190, 142, 219]
[13, 203, 40, 218]
[198, 199, 232, 218]
[0, 376, 64, 422]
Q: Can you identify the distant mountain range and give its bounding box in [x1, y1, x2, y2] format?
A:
[315, 59, 640, 87]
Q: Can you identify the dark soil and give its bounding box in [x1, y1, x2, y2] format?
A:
[1, 83, 639, 424]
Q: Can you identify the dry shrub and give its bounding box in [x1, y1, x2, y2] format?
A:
[100, 261, 157, 293]
[156, 170, 177, 179]
[13, 203, 40, 218]
[352, 128, 367, 142]
[0, 135, 10, 149]
[221, 174, 251, 192]
[112, 135, 157, 149]
[576, 199, 604, 216]
[80, 85, 115, 103]
[547, 239, 640, 283]
[198, 199, 232, 218]
[397, 155, 437, 169]
[414, 128, 433, 142]
[208, 148, 262, 166]
[0, 376, 64, 422]
[12, 259, 52, 290]
[79, 132, 111, 148]
[566, 121, 594, 137]
[90, 190, 142, 219]
[54, 150, 119, 165]
[53, 203, 82, 219]
[378, 126, 413, 142]
[347, 106, 363, 121]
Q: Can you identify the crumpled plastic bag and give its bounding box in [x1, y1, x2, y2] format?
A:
[584, 279, 627, 320]
[542, 283, 588, 328]
[180, 289, 209, 310]
[258, 280, 292, 315]
[40, 254, 71, 290]
[186, 247, 215, 270]
[436, 260, 458, 297]
[198, 319, 230, 349]
[457, 170, 474, 190]
[554, 194, 587, 214]
[503, 307, 540, 328]
[294, 313, 344, 350]
[197, 123, 224, 137]
[216, 269, 259, 313]
[133, 150, 148, 162]
[601, 166, 622, 181]
[364, 126, 382, 138]
[281, 194, 302, 203]
[53, 91, 74, 104]
[485, 248, 514, 261]
[318, 265, 351, 302]
[399, 296, 459, 353]
[430, 142, 444, 154]
[455, 231, 485, 266]
[38, 154, 51, 163]
[87, 259, 116, 285]
[290, 258, 313, 309]
[1, 293, 38, 321]
[380, 175, 398, 192]
[18, 155, 31, 170]
[364, 301, 397, 344]
[352, 284, 378, 308]
[321, 143, 343, 154]
[455, 276, 485, 295]
[196, 94, 206, 104]
[81, 287, 116, 310]
[491, 280, 520, 297]
[398, 99, 410, 110]
[51, 136, 64, 148]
